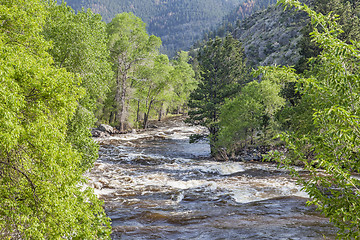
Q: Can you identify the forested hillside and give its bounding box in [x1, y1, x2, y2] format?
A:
[201, 0, 277, 39]
[195, 0, 308, 67]
[235, 3, 308, 66]
[62, 0, 245, 56]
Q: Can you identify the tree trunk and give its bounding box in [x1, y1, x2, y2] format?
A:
[136, 100, 141, 128]
[119, 74, 127, 132]
[143, 99, 153, 129]
[114, 55, 130, 132]
[114, 75, 122, 125]
[208, 125, 219, 157]
[251, 128, 254, 145]
[109, 111, 115, 125]
[158, 102, 164, 121]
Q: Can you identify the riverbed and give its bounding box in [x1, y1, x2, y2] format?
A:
[87, 117, 336, 239]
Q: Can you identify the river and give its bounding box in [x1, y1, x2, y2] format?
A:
[87, 117, 336, 239]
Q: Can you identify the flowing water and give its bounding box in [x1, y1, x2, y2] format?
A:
[87, 117, 336, 239]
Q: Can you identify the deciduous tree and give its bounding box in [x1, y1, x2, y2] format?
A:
[266, 0, 360, 238]
[106, 12, 161, 131]
[217, 66, 290, 155]
[43, 1, 113, 169]
[0, 0, 111, 238]
[169, 51, 197, 114]
[135, 54, 173, 128]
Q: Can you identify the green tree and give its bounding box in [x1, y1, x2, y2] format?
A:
[217, 67, 291, 156]
[187, 35, 248, 156]
[0, 0, 111, 238]
[266, 0, 360, 238]
[134, 54, 174, 129]
[169, 51, 197, 115]
[106, 12, 161, 131]
[43, 1, 113, 169]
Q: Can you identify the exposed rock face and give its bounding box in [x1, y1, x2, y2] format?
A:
[234, 4, 309, 67]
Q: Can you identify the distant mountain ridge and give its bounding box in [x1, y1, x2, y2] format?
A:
[62, 0, 246, 57]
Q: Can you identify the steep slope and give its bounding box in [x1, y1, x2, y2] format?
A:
[235, 4, 309, 67]
[197, 0, 277, 43]
[224, 0, 278, 26]
[62, 0, 246, 57]
[194, 1, 309, 67]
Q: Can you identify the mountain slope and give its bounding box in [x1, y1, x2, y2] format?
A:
[62, 0, 246, 57]
[192, 1, 309, 67]
[235, 4, 309, 67]
[197, 0, 277, 44]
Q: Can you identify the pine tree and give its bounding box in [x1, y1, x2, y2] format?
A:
[187, 35, 248, 156]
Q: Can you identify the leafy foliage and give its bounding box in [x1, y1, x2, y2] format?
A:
[217, 66, 293, 154]
[0, 0, 111, 238]
[43, 1, 113, 169]
[105, 12, 162, 131]
[295, 0, 360, 73]
[265, 0, 360, 238]
[169, 51, 197, 114]
[135, 54, 173, 128]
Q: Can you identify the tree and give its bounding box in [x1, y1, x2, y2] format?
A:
[0, 0, 111, 238]
[106, 12, 161, 131]
[266, 0, 360, 238]
[169, 51, 197, 115]
[187, 35, 248, 156]
[217, 67, 291, 156]
[134, 54, 174, 129]
[43, 1, 113, 169]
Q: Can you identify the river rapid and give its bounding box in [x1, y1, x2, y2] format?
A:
[87, 117, 336, 239]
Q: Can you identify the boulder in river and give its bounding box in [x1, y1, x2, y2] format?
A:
[98, 124, 115, 134]
[91, 124, 117, 137]
[91, 129, 110, 138]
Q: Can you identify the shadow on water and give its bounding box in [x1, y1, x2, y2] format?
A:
[88, 120, 337, 239]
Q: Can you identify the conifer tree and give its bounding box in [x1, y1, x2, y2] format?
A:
[187, 35, 248, 156]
